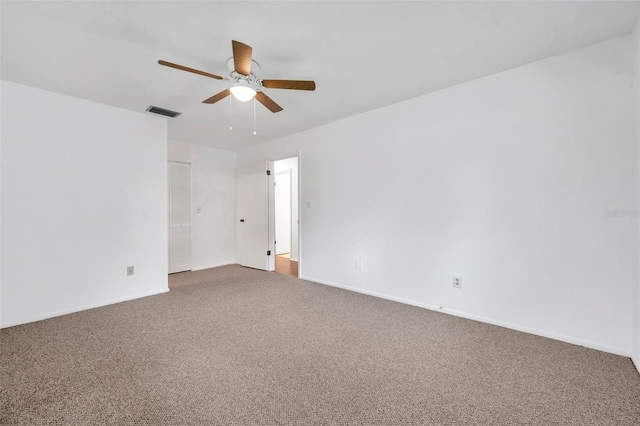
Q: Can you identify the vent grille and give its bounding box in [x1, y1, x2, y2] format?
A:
[146, 105, 181, 118]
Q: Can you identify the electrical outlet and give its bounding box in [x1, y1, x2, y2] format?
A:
[196, 206, 202, 214]
[356, 259, 364, 270]
[127, 266, 134, 276]
[453, 276, 461, 289]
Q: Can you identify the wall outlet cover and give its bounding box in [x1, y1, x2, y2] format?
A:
[127, 266, 134, 276]
[453, 276, 461, 288]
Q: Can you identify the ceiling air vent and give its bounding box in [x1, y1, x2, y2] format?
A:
[146, 105, 181, 118]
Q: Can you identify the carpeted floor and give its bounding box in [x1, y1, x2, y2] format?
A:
[2, 265, 639, 425]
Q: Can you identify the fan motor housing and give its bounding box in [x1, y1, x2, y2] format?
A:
[226, 58, 262, 90]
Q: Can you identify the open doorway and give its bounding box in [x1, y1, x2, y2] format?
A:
[273, 156, 299, 277]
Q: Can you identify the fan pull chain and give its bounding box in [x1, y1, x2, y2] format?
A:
[229, 95, 233, 131]
[253, 97, 257, 135]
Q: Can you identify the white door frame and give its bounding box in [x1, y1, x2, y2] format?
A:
[267, 160, 276, 271]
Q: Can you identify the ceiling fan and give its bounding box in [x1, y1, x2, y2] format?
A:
[158, 40, 316, 113]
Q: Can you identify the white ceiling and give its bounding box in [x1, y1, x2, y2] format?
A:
[2, 1, 639, 152]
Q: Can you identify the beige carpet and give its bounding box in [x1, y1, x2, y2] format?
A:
[2, 265, 639, 425]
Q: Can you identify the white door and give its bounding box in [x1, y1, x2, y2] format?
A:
[275, 170, 291, 255]
[168, 162, 191, 273]
[236, 160, 274, 271]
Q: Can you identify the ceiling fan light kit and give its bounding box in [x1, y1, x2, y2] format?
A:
[158, 40, 316, 132]
[226, 57, 260, 101]
[229, 85, 256, 102]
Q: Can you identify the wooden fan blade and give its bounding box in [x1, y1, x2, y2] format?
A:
[232, 40, 252, 76]
[261, 79, 316, 91]
[255, 91, 283, 113]
[158, 60, 223, 80]
[202, 89, 231, 104]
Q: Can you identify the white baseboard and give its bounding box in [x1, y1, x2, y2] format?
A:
[290, 257, 299, 262]
[632, 355, 640, 375]
[191, 262, 236, 272]
[0, 288, 170, 329]
[299, 274, 631, 358]
[300, 274, 442, 311]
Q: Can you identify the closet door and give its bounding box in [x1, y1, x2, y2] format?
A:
[169, 162, 191, 273]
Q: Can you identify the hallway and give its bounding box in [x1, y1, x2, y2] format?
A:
[275, 253, 298, 277]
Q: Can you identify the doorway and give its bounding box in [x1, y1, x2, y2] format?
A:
[273, 157, 299, 277]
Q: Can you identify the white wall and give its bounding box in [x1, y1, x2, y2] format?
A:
[168, 140, 236, 270]
[238, 36, 635, 356]
[0, 70, 3, 323]
[1, 81, 169, 327]
[633, 18, 640, 372]
[274, 157, 299, 260]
